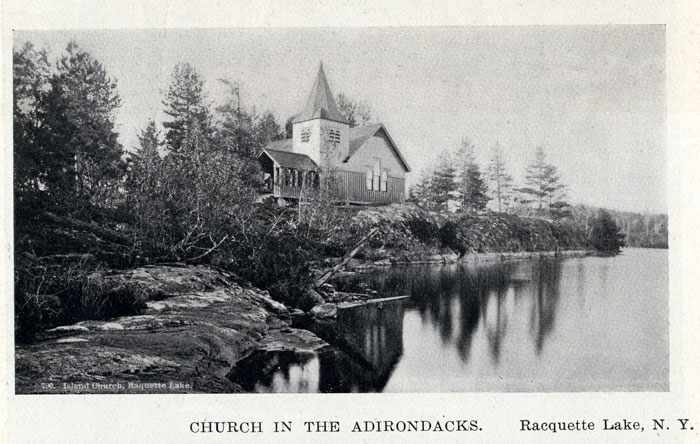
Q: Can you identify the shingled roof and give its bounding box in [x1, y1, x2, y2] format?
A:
[292, 63, 349, 125]
[260, 148, 318, 170]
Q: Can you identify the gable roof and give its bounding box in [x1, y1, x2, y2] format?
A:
[346, 124, 411, 172]
[292, 63, 349, 125]
[260, 148, 318, 171]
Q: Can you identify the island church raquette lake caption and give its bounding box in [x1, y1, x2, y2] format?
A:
[186, 418, 697, 435]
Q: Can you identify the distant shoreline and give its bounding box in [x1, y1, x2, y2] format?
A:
[346, 249, 592, 271]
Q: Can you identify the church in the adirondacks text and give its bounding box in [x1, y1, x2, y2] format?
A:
[259, 64, 410, 205]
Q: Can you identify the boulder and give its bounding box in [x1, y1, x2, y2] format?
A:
[310, 303, 338, 320]
[299, 289, 325, 311]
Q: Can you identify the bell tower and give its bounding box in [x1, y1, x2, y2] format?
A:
[291, 63, 350, 167]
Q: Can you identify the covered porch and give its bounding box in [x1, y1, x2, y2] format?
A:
[259, 149, 320, 200]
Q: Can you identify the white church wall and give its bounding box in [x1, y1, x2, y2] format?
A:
[343, 131, 407, 180]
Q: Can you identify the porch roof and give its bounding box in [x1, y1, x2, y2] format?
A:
[261, 148, 319, 171]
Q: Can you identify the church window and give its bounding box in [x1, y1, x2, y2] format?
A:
[372, 160, 381, 191]
[381, 170, 388, 192]
[301, 127, 311, 143]
[329, 129, 341, 143]
[366, 168, 373, 190]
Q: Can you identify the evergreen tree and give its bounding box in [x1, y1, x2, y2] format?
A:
[589, 210, 626, 253]
[127, 121, 162, 196]
[255, 111, 285, 146]
[455, 139, 489, 214]
[408, 173, 433, 209]
[284, 115, 295, 139]
[519, 146, 567, 216]
[162, 62, 212, 154]
[55, 41, 125, 207]
[487, 142, 514, 213]
[125, 122, 166, 253]
[430, 152, 458, 212]
[214, 83, 283, 188]
[14, 42, 76, 208]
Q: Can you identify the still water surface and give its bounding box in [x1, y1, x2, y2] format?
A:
[233, 249, 668, 392]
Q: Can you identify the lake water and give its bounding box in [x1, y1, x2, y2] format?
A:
[232, 249, 668, 392]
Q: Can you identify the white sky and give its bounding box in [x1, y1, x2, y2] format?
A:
[15, 26, 666, 213]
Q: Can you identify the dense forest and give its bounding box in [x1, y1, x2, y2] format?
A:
[13, 41, 663, 339]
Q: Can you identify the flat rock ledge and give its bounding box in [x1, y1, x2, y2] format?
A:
[15, 265, 327, 394]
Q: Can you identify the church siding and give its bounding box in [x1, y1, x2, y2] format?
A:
[260, 64, 409, 205]
[343, 132, 407, 180]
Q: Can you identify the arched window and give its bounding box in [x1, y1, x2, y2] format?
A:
[381, 170, 388, 192]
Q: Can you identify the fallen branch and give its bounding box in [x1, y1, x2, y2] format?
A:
[185, 235, 228, 263]
[313, 227, 379, 289]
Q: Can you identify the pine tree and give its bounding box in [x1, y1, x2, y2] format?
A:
[430, 152, 458, 212]
[519, 146, 567, 216]
[255, 111, 285, 146]
[55, 41, 125, 207]
[162, 62, 212, 154]
[408, 173, 433, 209]
[14, 42, 76, 207]
[487, 142, 513, 213]
[128, 121, 162, 195]
[214, 83, 283, 187]
[455, 139, 489, 214]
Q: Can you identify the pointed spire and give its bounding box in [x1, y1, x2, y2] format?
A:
[293, 63, 349, 124]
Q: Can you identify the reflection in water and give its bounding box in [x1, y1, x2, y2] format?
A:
[231, 250, 668, 392]
[230, 300, 405, 393]
[229, 351, 321, 393]
[350, 260, 564, 364]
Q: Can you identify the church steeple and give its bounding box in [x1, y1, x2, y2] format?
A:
[293, 63, 349, 124]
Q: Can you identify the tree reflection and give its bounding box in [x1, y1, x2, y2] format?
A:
[335, 258, 564, 368]
[528, 259, 562, 354]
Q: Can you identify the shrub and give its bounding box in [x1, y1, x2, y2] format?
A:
[14, 254, 147, 341]
[589, 210, 626, 253]
[407, 216, 439, 244]
[439, 220, 466, 255]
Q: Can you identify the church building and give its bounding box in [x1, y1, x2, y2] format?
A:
[258, 64, 410, 205]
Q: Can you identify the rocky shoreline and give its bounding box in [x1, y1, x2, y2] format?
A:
[15, 265, 328, 394]
[15, 249, 590, 394]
